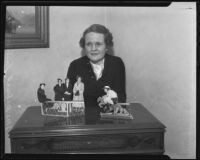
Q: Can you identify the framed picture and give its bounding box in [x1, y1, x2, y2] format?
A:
[5, 6, 49, 49]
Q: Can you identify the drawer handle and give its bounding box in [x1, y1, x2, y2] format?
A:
[87, 141, 91, 145]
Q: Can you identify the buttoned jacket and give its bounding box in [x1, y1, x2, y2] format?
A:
[67, 54, 126, 103]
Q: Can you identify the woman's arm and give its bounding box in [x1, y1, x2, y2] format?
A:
[73, 83, 77, 94]
[113, 58, 126, 103]
[79, 83, 84, 94]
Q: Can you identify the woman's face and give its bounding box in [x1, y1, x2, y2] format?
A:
[41, 84, 45, 89]
[84, 32, 106, 64]
[58, 80, 62, 85]
[104, 88, 108, 93]
[66, 79, 69, 83]
[77, 77, 81, 83]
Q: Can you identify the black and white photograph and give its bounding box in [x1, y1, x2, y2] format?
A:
[3, 2, 197, 159]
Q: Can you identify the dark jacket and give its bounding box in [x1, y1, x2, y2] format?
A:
[37, 88, 49, 103]
[53, 84, 64, 101]
[67, 54, 126, 103]
[62, 82, 73, 101]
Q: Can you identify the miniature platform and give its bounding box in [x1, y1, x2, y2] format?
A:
[100, 103, 133, 120]
[41, 101, 133, 119]
[41, 101, 84, 117]
[100, 112, 133, 120]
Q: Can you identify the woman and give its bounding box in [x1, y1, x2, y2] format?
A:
[37, 83, 51, 103]
[72, 76, 84, 109]
[67, 24, 126, 124]
[73, 76, 84, 101]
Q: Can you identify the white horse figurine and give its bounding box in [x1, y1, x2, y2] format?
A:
[97, 96, 128, 114]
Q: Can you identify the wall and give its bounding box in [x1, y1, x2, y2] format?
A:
[107, 3, 196, 158]
[4, 3, 196, 158]
[4, 6, 107, 153]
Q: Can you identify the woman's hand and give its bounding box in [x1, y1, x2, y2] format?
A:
[64, 91, 71, 95]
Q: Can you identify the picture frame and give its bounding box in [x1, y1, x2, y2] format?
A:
[5, 6, 49, 49]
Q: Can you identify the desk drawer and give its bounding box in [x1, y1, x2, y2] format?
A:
[11, 132, 164, 154]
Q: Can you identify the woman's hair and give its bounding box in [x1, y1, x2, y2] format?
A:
[79, 24, 114, 54]
[57, 78, 62, 82]
[39, 83, 45, 87]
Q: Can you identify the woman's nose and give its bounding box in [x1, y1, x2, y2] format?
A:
[91, 44, 97, 51]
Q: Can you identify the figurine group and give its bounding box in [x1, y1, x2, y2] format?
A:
[97, 86, 128, 114]
[37, 77, 127, 115]
[37, 75, 84, 103]
[53, 78, 73, 101]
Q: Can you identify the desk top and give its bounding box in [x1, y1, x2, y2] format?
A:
[9, 103, 165, 138]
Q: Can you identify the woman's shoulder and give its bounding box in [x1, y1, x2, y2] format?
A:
[106, 54, 124, 63]
[70, 56, 88, 66]
[105, 54, 125, 69]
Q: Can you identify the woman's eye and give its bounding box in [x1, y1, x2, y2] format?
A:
[86, 42, 103, 48]
[86, 43, 92, 47]
[96, 43, 102, 46]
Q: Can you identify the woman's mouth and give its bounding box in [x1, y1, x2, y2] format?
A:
[90, 52, 99, 56]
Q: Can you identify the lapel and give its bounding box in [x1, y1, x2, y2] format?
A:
[101, 54, 109, 79]
[82, 54, 110, 81]
[83, 56, 96, 78]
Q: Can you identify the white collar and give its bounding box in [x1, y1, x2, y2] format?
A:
[90, 58, 105, 80]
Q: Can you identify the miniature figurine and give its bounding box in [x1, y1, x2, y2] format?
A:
[54, 78, 64, 101]
[73, 76, 84, 108]
[98, 86, 128, 114]
[49, 102, 61, 112]
[97, 95, 111, 113]
[97, 86, 117, 112]
[112, 103, 129, 115]
[37, 83, 51, 103]
[62, 78, 73, 101]
[102, 86, 118, 108]
[73, 76, 84, 101]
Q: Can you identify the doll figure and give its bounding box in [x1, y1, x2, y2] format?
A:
[73, 76, 84, 101]
[63, 78, 73, 101]
[112, 103, 129, 115]
[54, 78, 64, 101]
[102, 86, 128, 114]
[98, 86, 127, 114]
[103, 86, 118, 105]
[37, 83, 51, 103]
[97, 86, 117, 112]
[72, 76, 84, 108]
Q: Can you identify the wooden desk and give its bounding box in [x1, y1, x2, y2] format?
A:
[9, 103, 166, 154]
